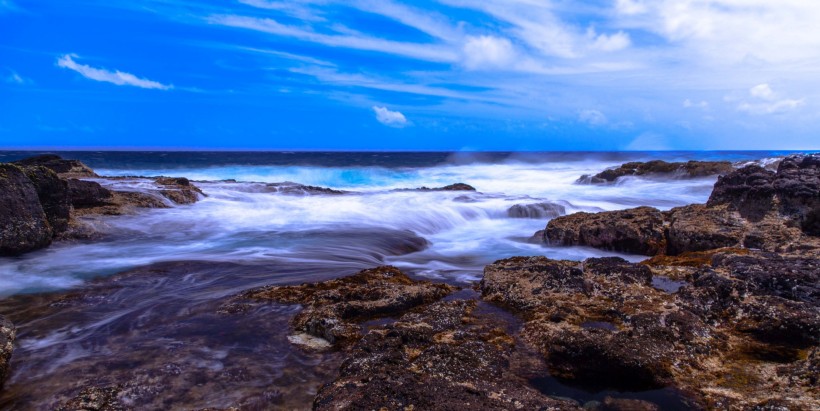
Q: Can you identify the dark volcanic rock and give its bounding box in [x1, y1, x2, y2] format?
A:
[774, 154, 819, 231]
[56, 386, 126, 411]
[544, 206, 666, 255]
[580, 160, 733, 183]
[410, 183, 477, 191]
[507, 202, 566, 219]
[156, 177, 204, 204]
[14, 154, 97, 178]
[0, 164, 53, 255]
[313, 300, 580, 411]
[243, 266, 456, 347]
[665, 204, 746, 254]
[707, 164, 776, 221]
[263, 181, 346, 196]
[21, 165, 70, 234]
[0, 315, 15, 390]
[481, 256, 708, 392]
[67, 179, 114, 208]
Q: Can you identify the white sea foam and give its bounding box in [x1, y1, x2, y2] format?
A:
[0, 158, 723, 296]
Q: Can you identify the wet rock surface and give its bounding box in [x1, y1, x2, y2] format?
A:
[240, 266, 456, 347]
[0, 315, 14, 390]
[543, 154, 820, 256]
[481, 253, 819, 409]
[507, 201, 567, 219]
[0, 164, 53, 255]
[543, 206, 666, 255]
[0, 155, 205, 250]
[261, 181, 347, 196]
[13, 154, 98, 179]
[401, 182, 477, 191]
[578, 160, 733, 184]
[314, 299, 581, 411]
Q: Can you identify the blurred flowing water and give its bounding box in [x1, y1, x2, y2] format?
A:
[0, 150, 794, 409]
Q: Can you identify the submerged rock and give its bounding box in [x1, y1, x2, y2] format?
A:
[578, 160, 733, 184]
[243, 266, 456, 347]
[156, 177, 205, 204]
[544, 206, 666, 255]
[507, 202, 566, 219]
[0, 315, 14, 390]
[402, 183, 477, 191]
[0, 164, 53, 255]
[313, 299, 581, 410]
[263, 181, 346, 196]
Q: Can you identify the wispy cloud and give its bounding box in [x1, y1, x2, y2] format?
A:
[208, 14, 458, 63]
[4, 69, 31, 85]
[56, 54, 173, 90]
[373, 106, 408, 127]
[738, 84, 805, 115]
[0, 0, 21, 13]
[578, 109, 607, 126]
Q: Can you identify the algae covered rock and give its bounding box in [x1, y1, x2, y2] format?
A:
[244, 266, 456, 347]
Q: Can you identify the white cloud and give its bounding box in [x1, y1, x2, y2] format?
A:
[683, 99, 709, 109]
[373, 106, 408, 127]
[738, 83, 805, 115]
[56, 54, 172, 90]
[749, 83, 774, 100]
[578, 109, 607, 126]
[4, 70, 30, 85]
[209, 14, 458, 63]
[587, 29, 631, 52]
[462, 36, 516, 70]
[615, 0, 648, 15]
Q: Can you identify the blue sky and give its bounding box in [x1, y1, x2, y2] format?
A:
[1, 0, 819, 150]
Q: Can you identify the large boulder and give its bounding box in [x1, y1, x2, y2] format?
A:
[579, 160, 733, 183]
[13, 154, 97, 178]
[66, 179, 114, 208]
[239, 266, 456, 347]
[774, 154, 819, 232]
[21, 166, 70, 234]
[665, 204, 745, 254]
[0, 315, 15, 389]
[155, 177, 205, 205]
[544, 206, 666, 255]
[0, 164, 53, 255]
[707, 165, 776, 221]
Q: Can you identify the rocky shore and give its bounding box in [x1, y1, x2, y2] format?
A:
[0, 153, 817, 409]
[577, 160, 735, 184]
[0, 155, 204, 255]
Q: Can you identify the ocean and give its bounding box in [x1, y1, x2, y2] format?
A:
[0, 150, 802, 409]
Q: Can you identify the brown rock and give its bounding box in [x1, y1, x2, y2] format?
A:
[544, 206, 666, 255]
[579, 160, 733, 183]
[0, 315, 15, 389]
[313, 300, 581, 411]
[67, 179, 114, 208]
[244, 266, 456, 347]
[665, 204, 745, 254]
[13, 154, 98, 179]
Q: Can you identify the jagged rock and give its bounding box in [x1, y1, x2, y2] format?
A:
[0, 164, 53, 255]
[67, 179, 114, 208]
[156, 177, 204, 204]
[507, 202, 566, 219]
[313, 300, 581, 410]
[579, 160, 733, 183]
[405, 183, 477, 191]
[13, 154, 97, 178]
[55, 386, 127, 411]
[243, 266, 456, 347]
[707, 164, 776, 221]
[544, 206, 666, 255]
[263, 182, 346, 196]
[481, 256, 709, 392]
[21, 165, 70, 234]
[0, 315, 15, 389]
[774, 154, 819, 231]
[665, 204, 746, 254]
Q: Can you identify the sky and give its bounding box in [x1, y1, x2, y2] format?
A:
[1, 0, 820, 150]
